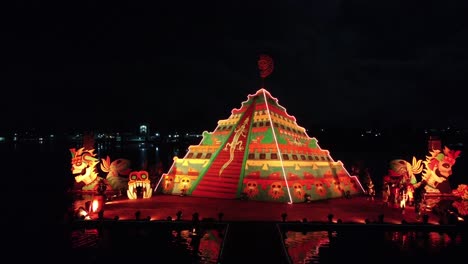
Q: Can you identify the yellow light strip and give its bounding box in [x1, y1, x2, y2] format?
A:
[154, 172, 165, 192]
[261, 88, 293, 204]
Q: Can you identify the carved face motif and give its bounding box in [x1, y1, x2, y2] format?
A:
[437, 160, 454, 177]
[292, 182, 304, 199]
[163, 174, 175, 191]
[332, 180, 341, 191]
[127, 170, 152, 199]
[269, 181, 284, 199]
[313, 180, 326, 197]
[423, 148, 461, 191]
[70, 148, 99, 186]
[179, 177, 191, 192]
[427, 147, 460, 179]
[128, 170, 148, 182]
[243, 181, 259, 198]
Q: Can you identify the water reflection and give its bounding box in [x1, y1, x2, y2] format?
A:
[283, 229, 466, 264]
[71, 223, 226, 264]
[95, 142, 177, 174]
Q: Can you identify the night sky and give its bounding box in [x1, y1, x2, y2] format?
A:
[4, 1, 468, 134]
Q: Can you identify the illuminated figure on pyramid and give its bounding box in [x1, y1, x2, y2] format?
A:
[156, 55, 365, 203]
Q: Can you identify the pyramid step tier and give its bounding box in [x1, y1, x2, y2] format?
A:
[193, 184, 238, 193]
[190, 190, 237, 199]
[199, 175, 239, 186]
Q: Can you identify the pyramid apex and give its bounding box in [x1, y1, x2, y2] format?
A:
[253, 87, 271, 96]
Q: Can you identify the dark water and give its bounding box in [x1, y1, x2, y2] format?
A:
[93, 141, 177, 173]
[0, 140, 205, 261]
[282, 228, 467, 264]
[69, 221, 227, 264]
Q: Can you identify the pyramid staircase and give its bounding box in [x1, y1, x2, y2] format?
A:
[160, 88, 364, 202]
[190, 158, 243, 199]
[191, 102, 255, 199]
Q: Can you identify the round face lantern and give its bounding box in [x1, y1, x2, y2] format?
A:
[179, 177, 191, 194]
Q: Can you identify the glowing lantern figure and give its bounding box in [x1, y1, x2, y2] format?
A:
[127, 170, 153, 199]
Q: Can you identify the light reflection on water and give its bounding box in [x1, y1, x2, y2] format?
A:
[95, 142, 165, 171]
[284, 230, 466, 264]
[72, 224, 226, 264]
[5, 140, 184, 175]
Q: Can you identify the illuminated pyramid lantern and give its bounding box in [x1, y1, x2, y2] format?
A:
[157, 56, 365, 203]
[158, 89, 365, 203]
